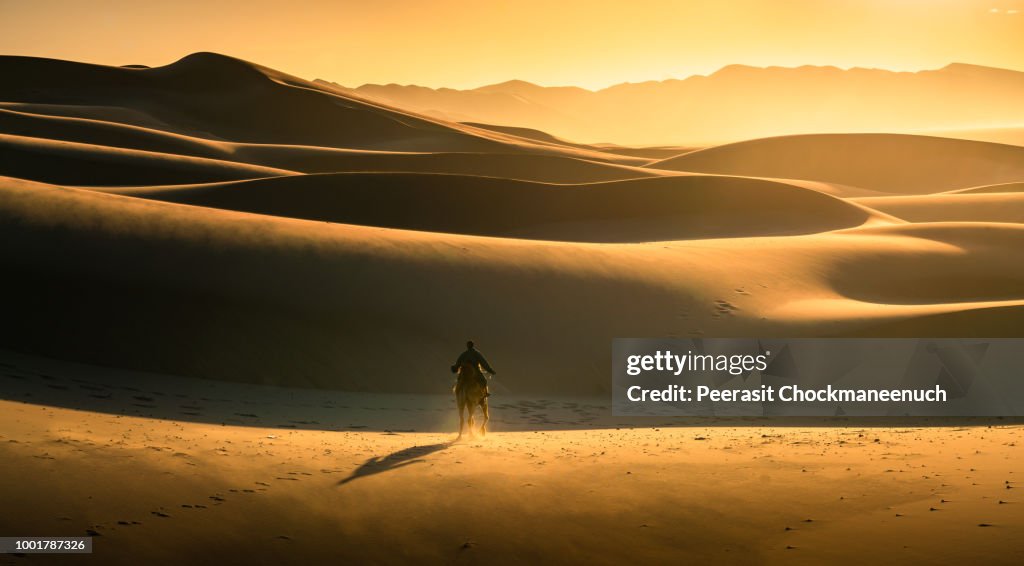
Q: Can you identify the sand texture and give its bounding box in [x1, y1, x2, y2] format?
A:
[1, 52, 1022, 563]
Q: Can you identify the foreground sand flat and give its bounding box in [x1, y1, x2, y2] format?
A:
[1, 352, 1021, 565]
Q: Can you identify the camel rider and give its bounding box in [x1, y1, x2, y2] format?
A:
[451, 340, 496, 396]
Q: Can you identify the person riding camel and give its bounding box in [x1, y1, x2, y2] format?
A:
[451, 340, 496, 396]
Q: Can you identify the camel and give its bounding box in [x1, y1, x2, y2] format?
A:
[454, 361, 490, 439]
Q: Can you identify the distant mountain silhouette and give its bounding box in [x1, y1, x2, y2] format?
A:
[334, 64, 1024, 145]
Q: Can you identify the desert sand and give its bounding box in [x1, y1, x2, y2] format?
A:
[0, 349, 1021, 565]
[1, 52, 1022, 563]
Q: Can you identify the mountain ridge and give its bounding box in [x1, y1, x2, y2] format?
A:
[339, 62, 1022, 96]
[338, 63, 1024, 145]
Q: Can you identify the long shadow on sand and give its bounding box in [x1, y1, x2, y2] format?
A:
[337, 442, 452, 486]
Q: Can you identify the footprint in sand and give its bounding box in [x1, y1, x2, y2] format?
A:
[713, 299, 739, 316]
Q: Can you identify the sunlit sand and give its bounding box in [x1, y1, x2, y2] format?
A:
[0, 51, 1022, 563]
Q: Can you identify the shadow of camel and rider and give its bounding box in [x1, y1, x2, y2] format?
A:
[336, 341, 494, 487]
[336, 441, 453, 486]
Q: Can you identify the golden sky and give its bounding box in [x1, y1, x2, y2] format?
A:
[1, 0, 1023, 90]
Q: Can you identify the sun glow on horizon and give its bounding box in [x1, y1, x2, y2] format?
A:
[1, 0, 1023, 90]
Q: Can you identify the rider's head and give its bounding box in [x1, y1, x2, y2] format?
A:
[466, 340, 475, 350]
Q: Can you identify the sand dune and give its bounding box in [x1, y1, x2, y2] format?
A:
[0, 53, 644, 165]
[2, 51, 1024, 564]
[822, 222, 1024, 304]
[0, 133, 294, 185]
[3, 175, 1023, 397]
[944, 181, 1024, 195]
[854, 193, 1024, 223]
[927, 125, 1024, 147]
[651, 134, 1024, 194]
[1, 53, 1023, 396]
[455, 121, 693, 161]
[0, 53, 497, 151]
[1, 101, 190, 134]
[220, 148, 658, 183]
[94, 173, 886, 242]
[0, 106, 230, 159]
[0, 108, 656, 184]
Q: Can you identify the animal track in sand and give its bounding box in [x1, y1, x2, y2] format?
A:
[712, 299, 740, 318]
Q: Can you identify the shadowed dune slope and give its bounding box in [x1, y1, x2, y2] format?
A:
[219, 150, 661, 183]
[0, 107, 655, 181]
[462, 121, 698, 160]
[824, 222, 1024, 305]
[0, 53, 643, 165]
[96, 173, 887, 242]
[0, 53, 497, 151]
[460, 121, 605, 151]
[651, 134, 1024, 194]
[0, 101, 186, 132]
[0, 176, 700, 394]
[0, 106, 226, 159]
[2, 177, 1023, 394]
[0, 133, 294, 185]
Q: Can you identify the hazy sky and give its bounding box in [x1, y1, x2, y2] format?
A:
[1, 0, 1023, 90]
